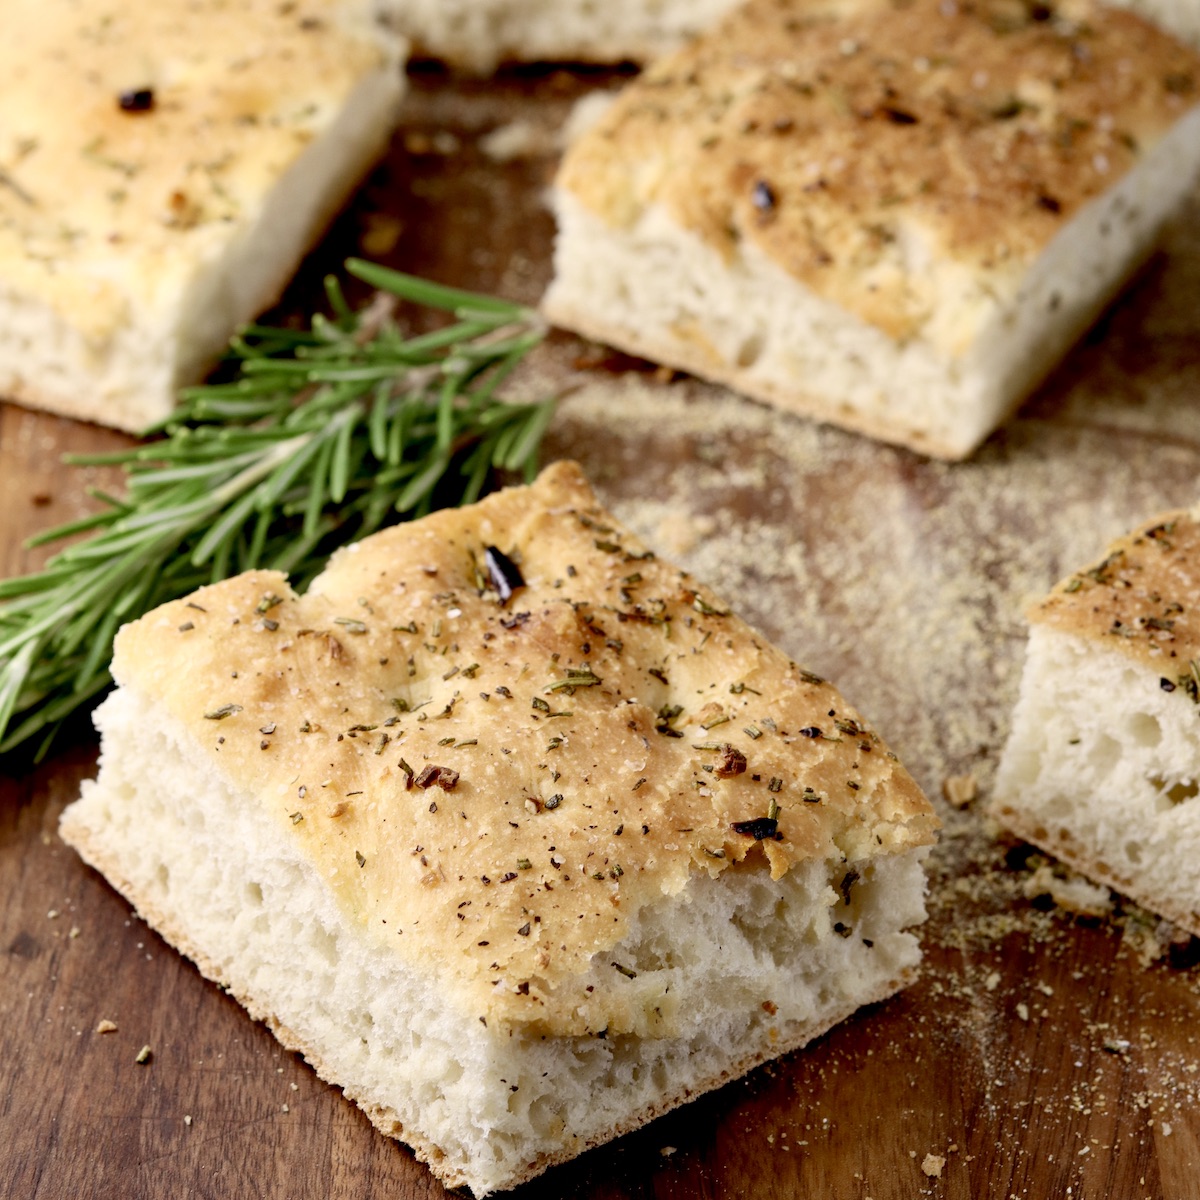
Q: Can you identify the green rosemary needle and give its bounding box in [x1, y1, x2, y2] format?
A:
[0, 259, 556, 759]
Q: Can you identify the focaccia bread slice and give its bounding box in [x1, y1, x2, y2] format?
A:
[0, 0, 403, 432]
[60, 461, 938, 1195]
[543, 0, 1200, 460]
[993, 507, 1200, 938]
[373, 0, 739, 71]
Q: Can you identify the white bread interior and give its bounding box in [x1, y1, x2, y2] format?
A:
[992, 507, 1200, 937]
[0, 0, 404, 432]
[373, 0, 738, 70]
[993, 624, 1200, 937]
[545, 112, 1200, 461]
[65, 683, 929, 1195]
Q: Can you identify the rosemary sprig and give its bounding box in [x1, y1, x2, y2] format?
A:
[0, 259, 556, 759]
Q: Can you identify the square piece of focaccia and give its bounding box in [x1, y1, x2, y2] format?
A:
[0, 0, 403, 432]
[993, 507, 1200, 938]
[60, 461, 939, 1196]
[372, 0, 740, 71]
[543, 0, 1200, 460]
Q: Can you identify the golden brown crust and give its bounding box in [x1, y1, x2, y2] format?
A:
[111, 461, 936, 1036]
[0, 0, 394, 338]
[990, 803, 1200, 938]
[1029, 507, 1200, 679]
[557, 0, 1200, 344]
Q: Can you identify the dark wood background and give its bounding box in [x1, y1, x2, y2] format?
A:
[3, 65, 1200, 1200]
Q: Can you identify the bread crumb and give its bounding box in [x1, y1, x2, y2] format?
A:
[562, 91, 617, 148]
[660, 1146, 677, 1158]
[403, 130, 460, 156]
[360, 213, 403, 258]
[1022, 864, 1113, 918]
[95, 1018, 118, 1034]
[135, 1045, 152, 1064]
[47, 909, 59, 919]
[1016, 1003, 1030, 1021]
[984, 971, 1001, 992]
[184, 1115, 192, 1127]
[1162, 1122, 1173, 1136]
[68, 926, 80, 939]
[921, 1153, 946, 1178]
[480, 118, 559, 162]
[942, 774, 977, 808]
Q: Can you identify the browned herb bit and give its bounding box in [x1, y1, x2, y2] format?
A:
[117, 88, 155, 113]
[484, 546, 525, 604]
[414, 765, 459, 791]
[715, 745, 748, 777]
[731, 816, 784, 841]
[751, 179, 776, 212]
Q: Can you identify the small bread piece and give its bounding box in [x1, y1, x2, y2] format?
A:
[543, 0, 1200, 460]
[0, 0, 403, 432]
[993, 508, 1200, 938]
[374, 0, 738, 71]
[60, 461, 938, 1195]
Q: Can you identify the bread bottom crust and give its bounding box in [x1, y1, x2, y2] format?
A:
[62, 808, 917, 1194]
[991, 804, 1200, 940]
[541, 290, 972, 462]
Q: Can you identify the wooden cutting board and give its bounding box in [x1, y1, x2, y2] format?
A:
[2, 66, 1199, 1200]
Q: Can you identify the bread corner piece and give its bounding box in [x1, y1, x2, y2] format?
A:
[543, 0, 1200, 460]
[60, 460, 938, 1195]
[993, 507, 1200, 938]
[0, 0, 404, 432]
[372, 0, 739, 71]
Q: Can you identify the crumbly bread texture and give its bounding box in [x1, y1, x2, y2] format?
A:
[60, 461, 938, 1195]
[0, 0, 403, 432]
[543, 0, 1200, 460]
[373, 0, 739, 70]
[993, 507, 1200, 938]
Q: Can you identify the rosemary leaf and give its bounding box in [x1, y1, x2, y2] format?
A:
[0, 262, 555, 758]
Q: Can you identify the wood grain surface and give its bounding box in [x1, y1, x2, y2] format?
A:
[3, 65, 1200, 1200]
